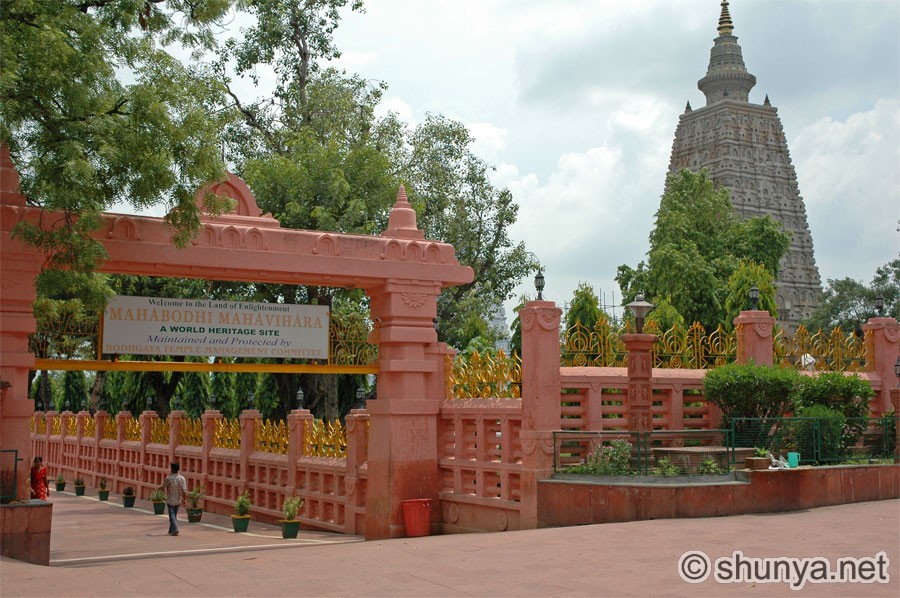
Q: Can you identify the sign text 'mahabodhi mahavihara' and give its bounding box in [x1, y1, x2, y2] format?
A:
[101, 296, 329, 359]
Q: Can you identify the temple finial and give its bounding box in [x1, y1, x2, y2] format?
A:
[685, 101, 692, 113]
[718, 0, 734, 36]
[764, 94, 771, 106]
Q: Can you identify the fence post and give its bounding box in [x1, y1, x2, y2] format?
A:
[168, 410, 185, 465]
[623, 333, 657, 433]
[345, 410, 369, 535]
[239, 409, 260, 497]
[286, 409, 312, 492]
[734, 309, 775, 366]
[75, 411, 88, 483]
[892, 390, 900, 463]
[863, 316, 900, 415]
[115, 412, 128, 493]
[200, 409, 221, 496]
[93, 411, 106, 486]
[138, 411, 156, 498]
[519, 299, 562, 529]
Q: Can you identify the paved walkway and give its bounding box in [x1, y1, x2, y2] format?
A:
[1, 491, 898, 597]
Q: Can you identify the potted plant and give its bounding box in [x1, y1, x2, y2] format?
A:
[54, 473, 66, 492]
[745, 447, 771, 471]
[122, 486, 136, 508]
[186, 486, 204, 523]
[98, 478, 110, 501]
[74, 477, 86, 496]
[231, 491, 251, 533]
[149, 488, 166, 515]
[280, 495, 304, 539]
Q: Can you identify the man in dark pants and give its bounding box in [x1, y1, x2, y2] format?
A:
[160, 462, 187, 536]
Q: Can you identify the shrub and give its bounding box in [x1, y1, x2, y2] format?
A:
[875, 409, 897, 458]
[187, 486, 204, 508]
[282, 495, 304, 521]
[122, 486, 135, 496]
[98, 478, 108, 490]
[797, 373, 873, 448]
[74, 477, 85, 486]
[703, 362, 801, 448]
[234, 491, 251, 516]
[566, 439, 632, 475]
[698, 457, 726, 475]
[792, 404, 846, 463]
[55, 473, 65, 483]
[650, 457, 681, 476]
[149, 488, 166, 502]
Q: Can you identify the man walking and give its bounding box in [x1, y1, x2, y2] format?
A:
[160, 462, 187, 536]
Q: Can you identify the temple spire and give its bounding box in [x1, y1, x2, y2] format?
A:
[698, 0, 756, 105]
[718, 0, 734, 36]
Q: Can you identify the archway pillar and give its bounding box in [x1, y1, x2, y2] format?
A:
[365, 280, 442, 539]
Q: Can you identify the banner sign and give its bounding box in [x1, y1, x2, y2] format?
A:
[101, 296, 329, 359]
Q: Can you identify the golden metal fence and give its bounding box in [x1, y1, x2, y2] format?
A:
[303, 419, 346, 458]
[149, 418, 169, 444]
[124, 417, 141, 442]
[214, 418, 241, 450]
[255, 419, 288, 454]
[180, 418, 203, 447]
[774, 326, 868, 373]
[52, 417, 61, 436]
[561, 317, 627, 367]
[647, 321, 736, 369]
[83, 416, 95, 439]
[102, 417, 117, 440]
[445, 350, 522, 399]
[66, 417, 77, 436]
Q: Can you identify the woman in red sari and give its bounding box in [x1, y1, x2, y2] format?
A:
[30, 456, 48, 501]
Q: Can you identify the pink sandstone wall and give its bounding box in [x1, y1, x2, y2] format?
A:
[537, 465, 900, 527]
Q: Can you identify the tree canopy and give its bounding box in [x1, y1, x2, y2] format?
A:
[804, 257, 899, 332]
[616, 169, 789, 331]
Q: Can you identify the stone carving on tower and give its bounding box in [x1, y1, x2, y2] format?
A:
[666, 0, 822, 332]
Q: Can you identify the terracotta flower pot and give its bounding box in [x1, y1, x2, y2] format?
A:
[745, 456, 770, 471]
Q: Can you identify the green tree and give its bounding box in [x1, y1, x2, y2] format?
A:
[1, 0, 234, 264]
[565, 282, 603, 332]
[645, 296, 685, 332]
[617, 169, 790, 331]
[723, 260, 777, 329]
[804, 257, 900, 332]
[61, 370, 89, 412]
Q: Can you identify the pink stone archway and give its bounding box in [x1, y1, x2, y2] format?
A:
[0, 146, 473, 539]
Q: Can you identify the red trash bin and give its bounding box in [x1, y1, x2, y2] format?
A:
[401, 498, 431, 537]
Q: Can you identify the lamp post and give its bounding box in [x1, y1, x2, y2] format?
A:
[894, 356, 900, 388]
[625, 294, 654, 334]
[875, 295, 885, 317]
[295, 387, 304, 410]
[534, 270, 545, 301]
[749, 285, 759, 311]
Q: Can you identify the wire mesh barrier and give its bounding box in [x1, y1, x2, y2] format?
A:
[0, 449, 19, 504]
[553, 429, 734, 476]
[730, 416, 897, 465]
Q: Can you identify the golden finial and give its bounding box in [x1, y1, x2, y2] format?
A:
[718, 0, 734, 35]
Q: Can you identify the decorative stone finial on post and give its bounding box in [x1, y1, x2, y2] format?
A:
[383, 185, 424, 239]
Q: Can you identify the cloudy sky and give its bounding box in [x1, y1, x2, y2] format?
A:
[316, 0, 899, 321]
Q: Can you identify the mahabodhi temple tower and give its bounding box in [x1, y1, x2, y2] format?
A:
[666, 0, 821, 332]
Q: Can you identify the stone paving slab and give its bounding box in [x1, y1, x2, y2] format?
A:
[1, 491, 898, 597]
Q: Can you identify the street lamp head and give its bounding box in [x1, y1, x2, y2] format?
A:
[295, 387, 304, 409]
[625, 293, 654, 334]
[894, 356, 900, 386]
[356, 386, 365, 403]
[144, 396, 151, 410]
[749, 285, 760, 311]
[875, 295, 884, 317]
[247, 392, 255, 409]
[534, 270, 545, 300]
[209, 394, 217, 408]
